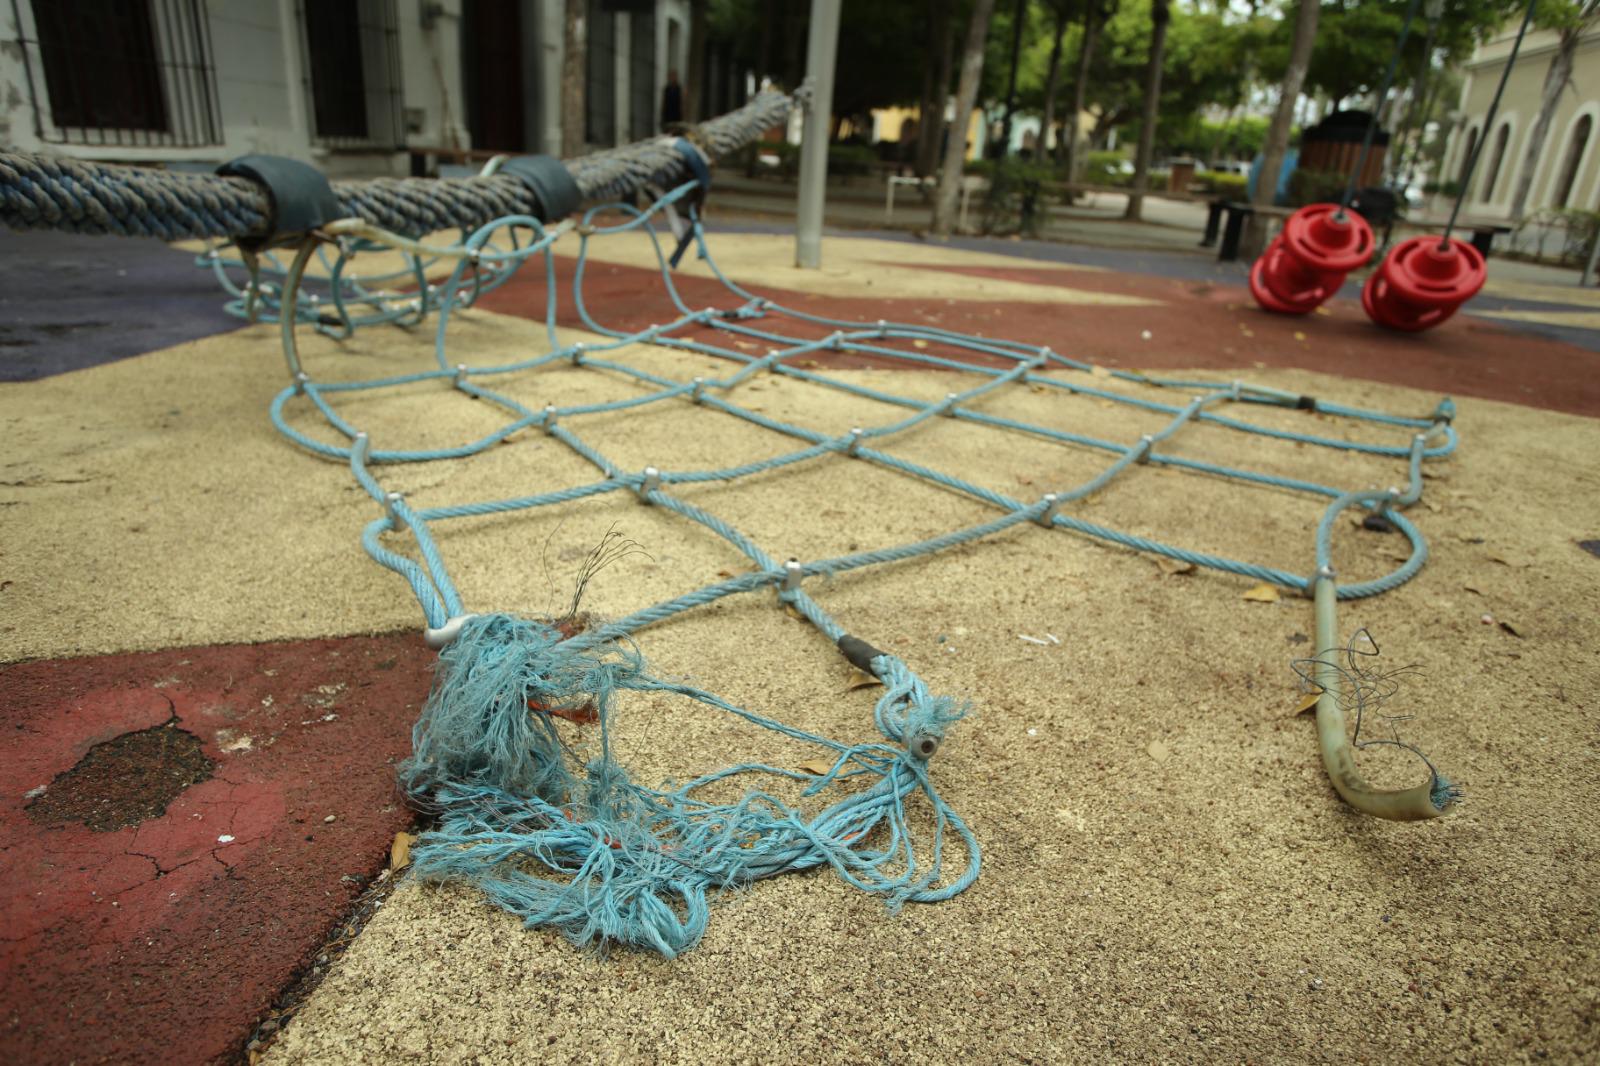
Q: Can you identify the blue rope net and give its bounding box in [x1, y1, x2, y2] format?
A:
[221, 180, 1456, 956]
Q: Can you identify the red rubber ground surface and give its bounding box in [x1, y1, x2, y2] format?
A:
[0, 634, 432, 1065]
[477, 255, 1600, 418]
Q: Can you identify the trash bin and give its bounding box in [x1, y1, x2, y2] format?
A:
[1167, 159, 1197, 194]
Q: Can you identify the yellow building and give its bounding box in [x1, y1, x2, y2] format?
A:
[1441, 19, 1600, 217]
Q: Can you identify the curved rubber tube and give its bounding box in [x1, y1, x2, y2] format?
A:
[1312, 577, 1452, 820]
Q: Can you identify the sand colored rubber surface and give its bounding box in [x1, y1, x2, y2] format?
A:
[3, 232, 1599, 1063]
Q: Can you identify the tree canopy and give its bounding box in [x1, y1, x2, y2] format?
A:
[702, 0, 1525, 160]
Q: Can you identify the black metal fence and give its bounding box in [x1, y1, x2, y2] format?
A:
[11, 0, 222, 148]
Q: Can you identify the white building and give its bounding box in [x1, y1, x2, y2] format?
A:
[1440, 18, 1600, 218]
[0, 0, 696, 177]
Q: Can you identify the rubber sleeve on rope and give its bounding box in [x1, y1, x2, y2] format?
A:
[216, 155, 342, 249]
[669, 138, 713, 269]
[499, 155, 582, 221]
[1296, 395, 1318, 411]
[837, 634, 887, 675]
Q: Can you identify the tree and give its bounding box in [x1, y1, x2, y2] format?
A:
[562, 0, 585, 157]
[1510, 0, 1600, 222]
[997, 0, 1029, 155]
[1039, 0, 1074, 159]
[934, 0, 998, 237]
[1064, 0, 1107, 180]
[1244, 0, 1319, 259]
[1122, 0, 1170, 221]
[916, 0, 956, 177]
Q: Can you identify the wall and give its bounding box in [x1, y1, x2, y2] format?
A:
[1442, 23, 1600, 218]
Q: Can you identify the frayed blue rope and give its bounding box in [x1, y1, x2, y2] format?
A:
[401, 614, 979, 957]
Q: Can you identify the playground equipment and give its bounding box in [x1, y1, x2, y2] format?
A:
[1249, 203, 1375, 314]
[1, 88, 1465, 957]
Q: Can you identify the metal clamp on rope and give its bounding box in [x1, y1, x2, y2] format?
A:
[497, 154, 582, 222]
[217, 154, 343, 251]
[637, 466, 662, 501]
[384, 491, 408, 532]
[1302, 564, 1336, 597]
[846, 427, 865, 456]
[780, 558, 803, 601]
[1134, 434, 1155, 464]
[690, 376, 707, 403]
[541, 404, 559, 434]
[424, 614, 477, 650]
[1036, 493, 1061, 527]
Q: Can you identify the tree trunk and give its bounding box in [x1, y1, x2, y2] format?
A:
[997, 0, 1027, 158]
[932, 0, 997, 238]
[1063, 3, 1100, 182]
[916, 0, 953, 178]
[1123, 0, 1171, 221]
[1509, 25, 1581, 223]
[561, 0, 586, 158]
[1242, 0, 1319, 258]
[1040, 7, 1068, 160]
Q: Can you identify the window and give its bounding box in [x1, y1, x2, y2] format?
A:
[1552, 115, 1592, 210]
[1480, 122, 1510, 202]
[1457, 126, 1478, 188]
[301, 0, 403, 149]
[18, 0, 221, 147]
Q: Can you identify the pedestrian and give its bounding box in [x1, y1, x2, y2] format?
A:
[661, 69, 684, 129]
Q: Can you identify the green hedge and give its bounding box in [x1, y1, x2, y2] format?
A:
[1288, 168, 1348, 207]
[1193, 172, 1248, 198]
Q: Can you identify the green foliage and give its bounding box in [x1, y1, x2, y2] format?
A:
[1081, 150, 1132, 187]
[767, 141, 878, 180]
[1294, 0, 1520, 104]
[1193, 172, 1248, 198]
[978, 159, 1054, 237]
[1287, 168, 1348, 208]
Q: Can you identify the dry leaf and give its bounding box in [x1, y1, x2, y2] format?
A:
[1293, 331, 1307, 341]
[716, 568, 735, 578]
[913, 339, 930, 349]
[390, 831, 417, 871]
[799, 757, 836, 776]
[1097, 399, 1116, 409]
[1490, 554, 1532, 568]
[1314, 306, 1332, 316]
[843, 668, 883, 692]
[1498, 620, 1523, 638]
[1242, 583, 1280, 603]
[1463, 584, 1483, 595]
[1293, 691, 1320, 716]
[784, 604, 803, 621]
[1090, 364, 1113, 379]
[1146, 740, 1171, 764]
[1156, 557, 1195, 575]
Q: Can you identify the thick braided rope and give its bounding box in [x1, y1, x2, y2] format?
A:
[0, 90, 795, 240]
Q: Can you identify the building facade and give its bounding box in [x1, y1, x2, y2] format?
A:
[0, 0, 695, 176]
[1440, 19, 1600, 219]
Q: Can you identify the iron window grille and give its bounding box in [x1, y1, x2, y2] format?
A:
[11, 0, 222, 149]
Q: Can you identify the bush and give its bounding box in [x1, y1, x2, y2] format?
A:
[1194, 172, 1248, 199]
[1287, 168, 1347, 207]
[1422, 179, 1461, 197]
[1082, 151, 1132, 187]
[978, 160, 1053, 238]
[767, 142, 878, 180]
